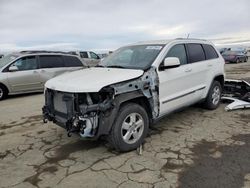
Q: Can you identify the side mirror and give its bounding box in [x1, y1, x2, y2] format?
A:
[9, 65, 18, 72]
[161, 57, 180, 70]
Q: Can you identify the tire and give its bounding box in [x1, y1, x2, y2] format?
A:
[236, 58, 240, 64]
[0, 85, 8, 101]
[244, 57, 248, 62]
[108, 103, 149, 152]
[203, 81, 222, 110]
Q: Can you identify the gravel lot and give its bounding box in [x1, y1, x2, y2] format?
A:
[0, 61, 250, 188]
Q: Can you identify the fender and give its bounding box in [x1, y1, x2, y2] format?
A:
[95, 90, 144, 138]
[204, 74, 224, 98]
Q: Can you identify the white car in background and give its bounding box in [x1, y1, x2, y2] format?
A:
[69, 51, 101, 66]
[43, 39, 225, 152]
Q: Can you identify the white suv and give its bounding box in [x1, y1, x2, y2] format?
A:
[43, 39, 225, 152]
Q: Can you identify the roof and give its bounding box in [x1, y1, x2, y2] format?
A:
[132, 38, 209, 45]
[20, 50, 72, 55]
[8, 51, 78, 58]
[135, 39, 173, 45]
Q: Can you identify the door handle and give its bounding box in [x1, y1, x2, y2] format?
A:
[40, 69, 46, 73]
[208, 64, 213, 67]
[33, 70, 38, 73]
[185, 68, 192, 72]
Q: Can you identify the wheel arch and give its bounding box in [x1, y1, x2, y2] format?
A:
[120, 96, 152, 121]
[213, 74, 224, 88]
[0, 82, 9, 94]
[96, 91, 152, 138]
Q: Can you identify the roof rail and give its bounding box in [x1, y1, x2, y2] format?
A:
[20, 50, 72, 54]
[175, 38, 207, 41]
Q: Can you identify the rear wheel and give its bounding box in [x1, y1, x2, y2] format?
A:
[244, 57, 248, 62]
[203, 81, 222, 110]
[0, 85, 8, 101]
[108, 103, 149, 152]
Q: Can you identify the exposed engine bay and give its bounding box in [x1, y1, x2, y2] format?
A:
[43, 67, 159, 138]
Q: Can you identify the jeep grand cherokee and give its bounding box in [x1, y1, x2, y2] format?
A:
[43, 39, 225, 152]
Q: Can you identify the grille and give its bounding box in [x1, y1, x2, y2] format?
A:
[53, 92, 68, 114]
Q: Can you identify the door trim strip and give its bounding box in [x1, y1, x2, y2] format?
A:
[162, 86, 206, 104]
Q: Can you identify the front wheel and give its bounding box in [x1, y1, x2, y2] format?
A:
[108, 103, 149, 152]
[0, 85, 8, 101]
[203, 81, 222, 110]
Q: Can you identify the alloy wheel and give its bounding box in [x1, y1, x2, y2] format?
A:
[211, 86, 220, 105]
[121, 112, 144, 144]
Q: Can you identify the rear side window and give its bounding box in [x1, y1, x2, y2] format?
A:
[187, 44, 206, 63]
[166, 44, 188, 65]
[202, 44, 219, 60]
[64, 56, 83, 67]
[80, 52, 88, 58]
[39, 55, 64, 68]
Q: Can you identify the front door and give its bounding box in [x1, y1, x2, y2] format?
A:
[158, 44, 199, 115]
[7, 56, 42, 93]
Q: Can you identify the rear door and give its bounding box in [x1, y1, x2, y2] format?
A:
[185, 43, 210, 100]
[7, 56, 42, 92]
[38, 55, 66, 86]
[201, 44, 222, 96]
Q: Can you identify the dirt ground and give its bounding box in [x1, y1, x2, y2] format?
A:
[0, 61, 250, 188]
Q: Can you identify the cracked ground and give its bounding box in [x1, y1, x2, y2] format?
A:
[0, 62, 250, 188]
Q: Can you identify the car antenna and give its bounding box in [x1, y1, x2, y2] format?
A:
[187, 33, 190, 39]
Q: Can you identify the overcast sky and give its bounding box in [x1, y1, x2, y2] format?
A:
[0, 0, 250, 52]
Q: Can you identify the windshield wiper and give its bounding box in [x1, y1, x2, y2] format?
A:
[106, 65, 126, 69]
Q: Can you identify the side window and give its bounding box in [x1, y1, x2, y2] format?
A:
[90, 52, 100, 59]
[11, 56, 37, 71]
[166, 44, 187, 65]
[202, 44, 219, 60]
[64, 56, 83, 67]
[80, 52, 88, 58]
[39, 55, 64, 68]
[186, 44, 206, 63]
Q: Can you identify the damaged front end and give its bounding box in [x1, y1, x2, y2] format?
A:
[43, 88, 114, 138]
[43, 67, 160, 139]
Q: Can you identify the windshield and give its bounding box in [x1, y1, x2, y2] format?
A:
[0, 54, 18, 68]
[100, 45, 164, 70]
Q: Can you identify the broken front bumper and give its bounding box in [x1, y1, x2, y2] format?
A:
[42, 89, 113, 138]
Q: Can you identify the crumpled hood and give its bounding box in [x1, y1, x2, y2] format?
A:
[45, 67, 144, 93]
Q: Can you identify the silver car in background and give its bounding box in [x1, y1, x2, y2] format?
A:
[0, 51, 86, 100]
